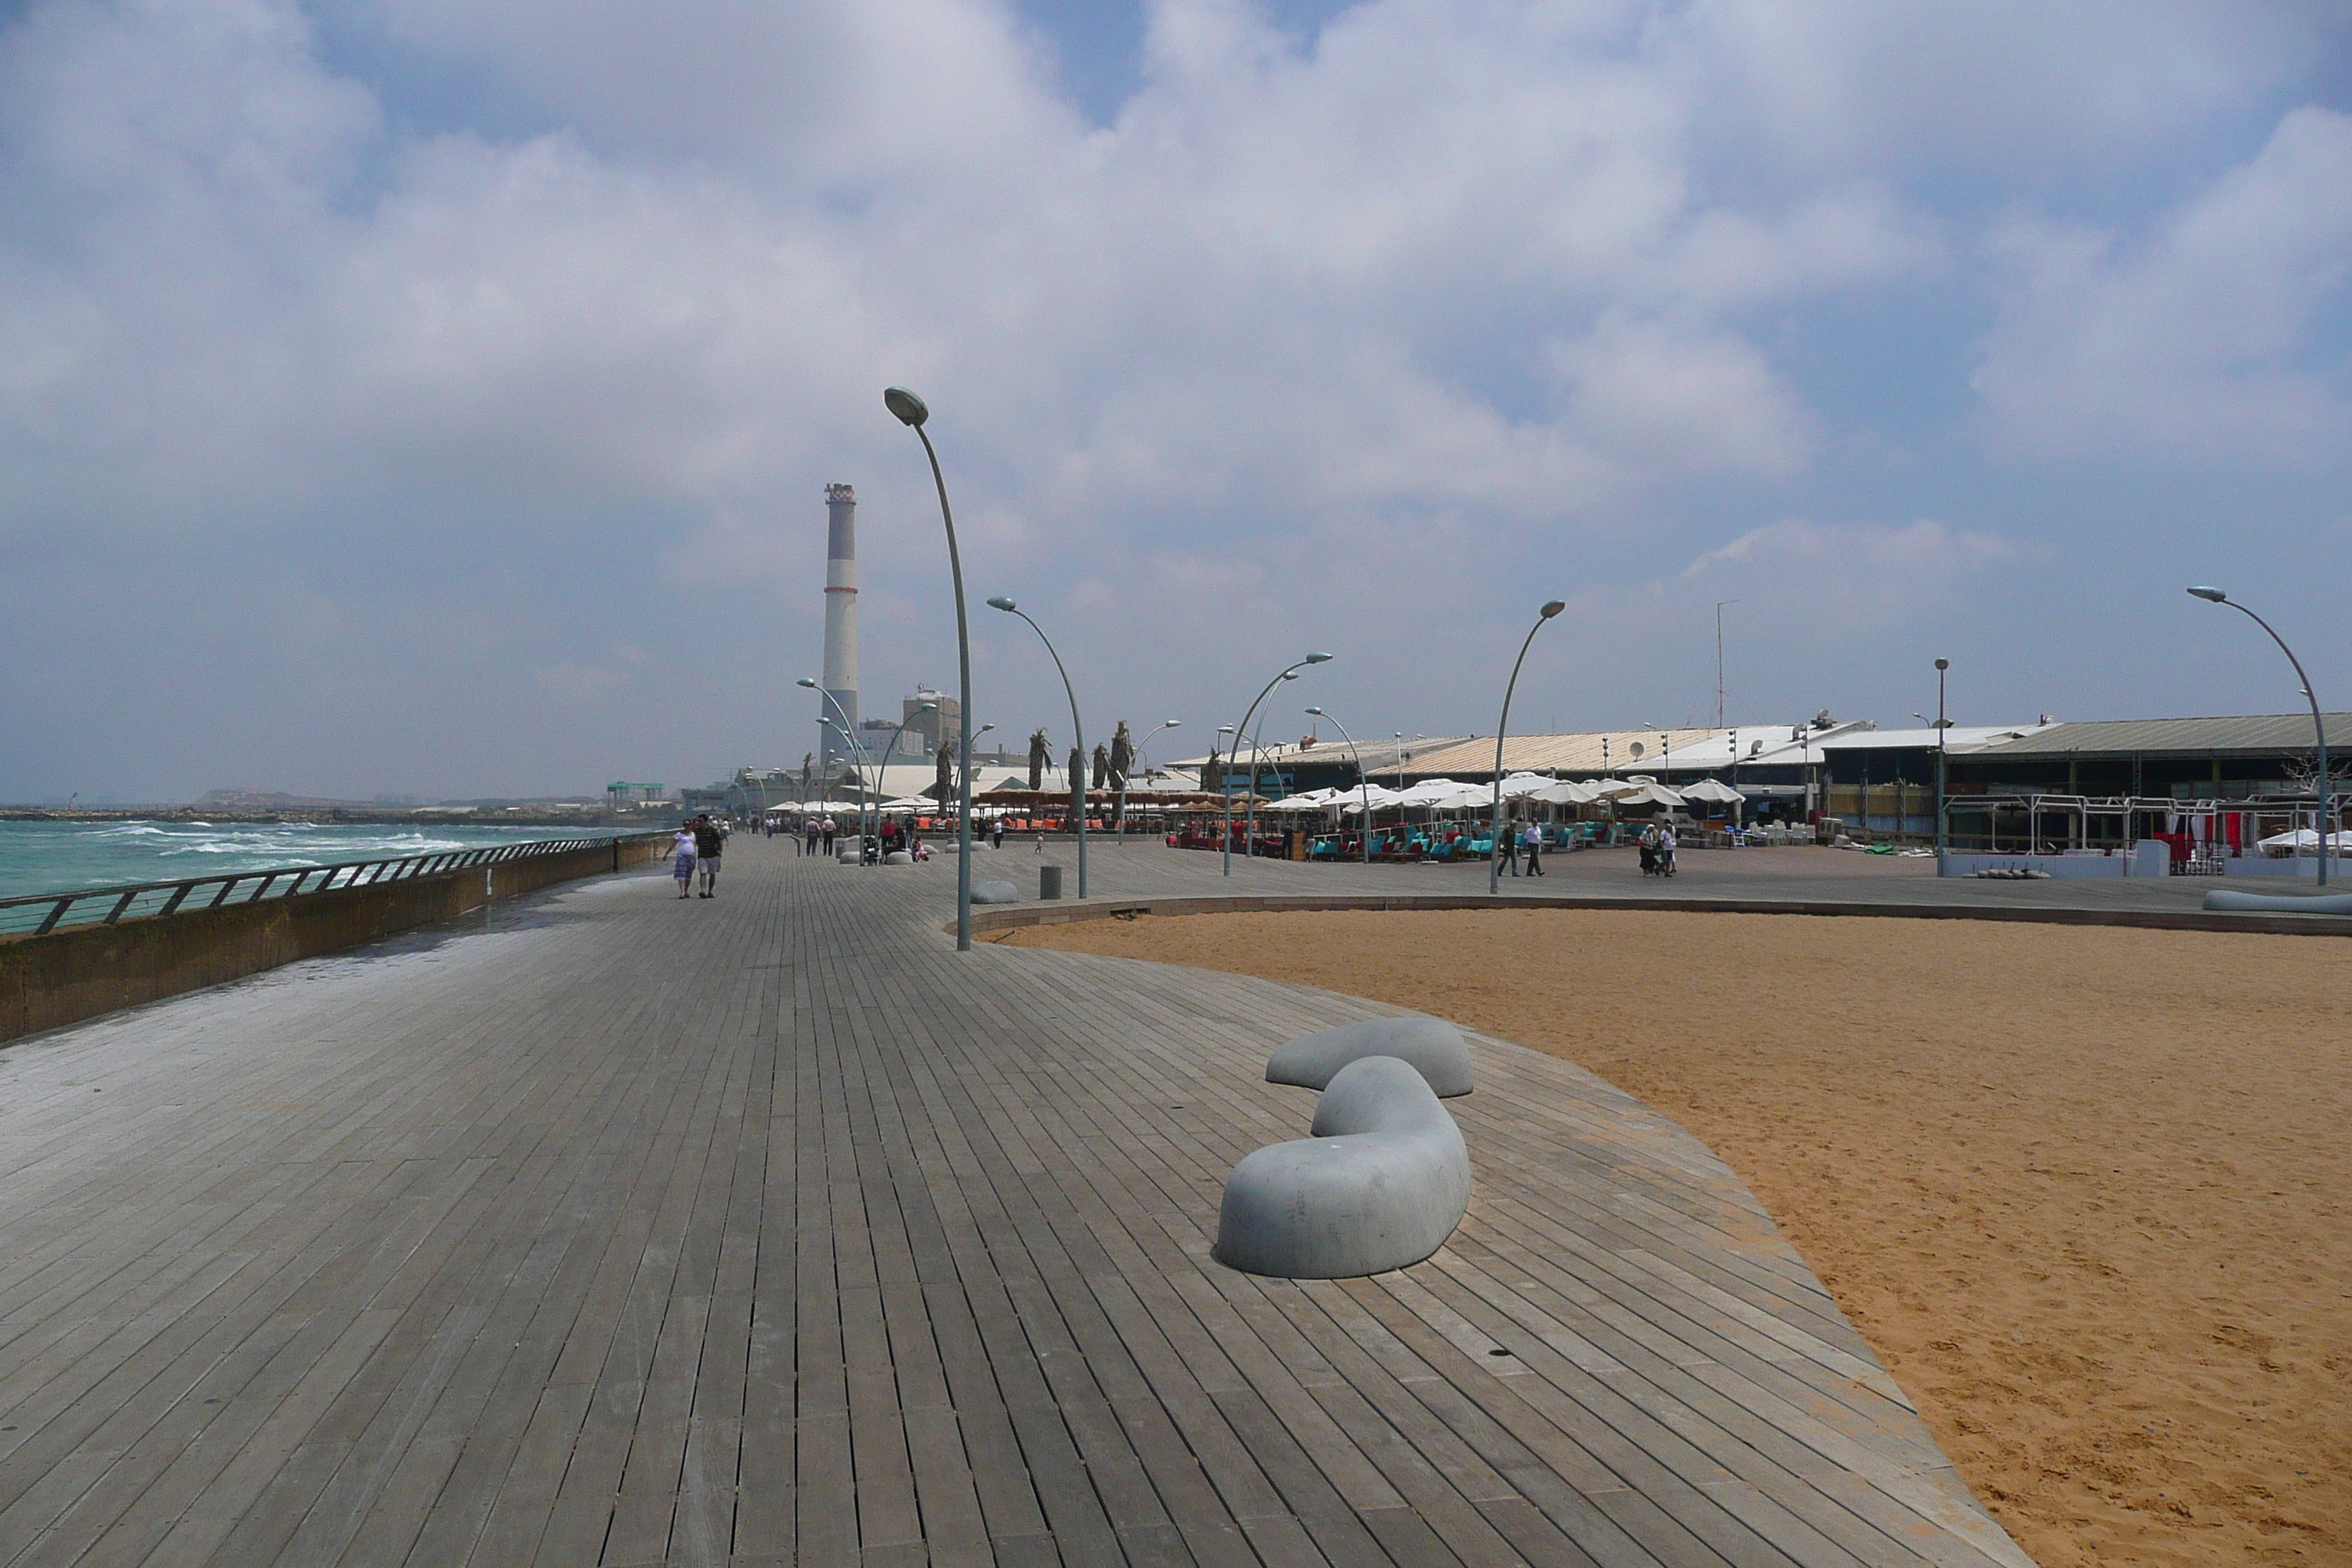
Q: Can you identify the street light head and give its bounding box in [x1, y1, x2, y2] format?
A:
[1218, 724, 1235, 734]
[985, 595, 1017, 612]
[883, 386, 930, 427]
[1280, 671, 1299, 681]
[1303, 652, 1334, 665]
[1305, 706, 1325, 717]
[1539, 600, 1566, 619]
[796, 677, 818, 690]
[1164, 718, 1180, 727]
[1934, 657, 1950, 671]
[2187, 585, 2228, 603]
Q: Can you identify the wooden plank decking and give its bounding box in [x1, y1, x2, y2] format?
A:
[0, 837, 2032, 1565]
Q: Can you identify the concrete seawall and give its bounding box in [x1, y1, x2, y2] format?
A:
[0, 834, 668, 1045]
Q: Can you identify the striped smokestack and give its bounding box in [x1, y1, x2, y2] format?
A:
[821, 483, 859, 769]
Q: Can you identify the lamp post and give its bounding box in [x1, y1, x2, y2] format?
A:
[2189, 587, 2332, 885]
[1223, 655, 1333, 875]
[1922, 658, 1950, 872]
[884, 388, 978, 949]
[1305, 705, 1372, 863]
[1492, 601, 1567, 894]
[872, 702, 938, 860]
[1392, 732, 1406, 792]
[1243, 674, 1302, 862]
[987, 597, 1090, 900]
[960, 723, 995, 832]
[1122, 720, 1180, 848]
[802, 677, 875, 851]
[821, 717, 872, 854]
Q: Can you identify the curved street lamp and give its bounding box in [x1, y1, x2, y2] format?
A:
[2189, 587, 2333, 885]
[872, 703, 938, 860]
[819, 716, 872, 853]
[885, 387, 979, 949]
[1243, 673, 1303, 860]
[1491, 601, 1567, 894]
[1224, 655, 1333, 875]
[988, 596, 1090, 899]
[1305, 706, 1371, 863]
[801, 676, 876, 849]
[1120, 720, 1180, 848]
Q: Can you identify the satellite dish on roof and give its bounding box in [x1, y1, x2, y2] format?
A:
[1629, 741, 1646, 759]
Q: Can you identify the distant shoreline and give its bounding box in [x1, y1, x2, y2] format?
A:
[0, 808, 670, 828]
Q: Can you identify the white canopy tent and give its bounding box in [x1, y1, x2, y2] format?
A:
[2256, 827, 2352, 851]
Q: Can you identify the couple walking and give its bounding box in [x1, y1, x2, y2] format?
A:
[671, 815, 725, 898]
[1495, 821, 1545, 877]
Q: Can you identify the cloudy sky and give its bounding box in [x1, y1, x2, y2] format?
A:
[3, 0, 2348, 802]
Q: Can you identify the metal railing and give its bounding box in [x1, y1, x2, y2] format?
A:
[0, 833, 658, 940]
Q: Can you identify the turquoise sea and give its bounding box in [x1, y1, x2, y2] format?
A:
[0, 820, 621, 905]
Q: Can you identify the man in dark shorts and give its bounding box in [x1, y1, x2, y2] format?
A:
[693, 815, 724, 897]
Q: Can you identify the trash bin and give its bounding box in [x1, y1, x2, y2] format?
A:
[1040, 864, 1063, 900]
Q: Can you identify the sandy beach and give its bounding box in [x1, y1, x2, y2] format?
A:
[1006, 908, 2351, 1567]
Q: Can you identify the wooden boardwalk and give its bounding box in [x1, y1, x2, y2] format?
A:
[0, 837, 2032, 1566]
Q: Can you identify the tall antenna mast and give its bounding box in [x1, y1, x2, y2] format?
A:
[1714, 600, 1736, 729]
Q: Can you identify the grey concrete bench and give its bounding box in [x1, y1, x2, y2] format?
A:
[971, 880, 1020, 905]
[2204, 888, 2352, 914]
[1213, 1055, 1471, 1278]
[1266, 1015, 1472, 1098]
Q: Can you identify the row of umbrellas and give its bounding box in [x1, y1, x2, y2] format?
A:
[1262, 773, 1746, 816]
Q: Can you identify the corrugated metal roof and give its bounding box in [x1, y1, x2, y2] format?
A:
[1402, 731, 1719, 778]
[1817, 724, 2052, 753]
[1969, 712, 2352, 758]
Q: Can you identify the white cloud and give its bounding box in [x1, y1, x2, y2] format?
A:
[0, 0, 2343, 796]
[1973, 106, 2352, 462]
[1680, 518, 2033, 628]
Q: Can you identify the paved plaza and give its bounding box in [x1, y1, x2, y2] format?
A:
[0, 837, 2076, 1566]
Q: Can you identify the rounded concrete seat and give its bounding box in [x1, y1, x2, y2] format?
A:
[1266, 1015, 1471, 1098]
[971, 880, 1020, 905]
[883, 851, 913, 865]
[1213, 1055, 1471, 1279]
[2204, 888, 2352, 914]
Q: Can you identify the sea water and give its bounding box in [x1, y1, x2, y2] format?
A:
[0, 820, 621, 905]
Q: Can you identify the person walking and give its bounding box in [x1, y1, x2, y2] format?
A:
[990, 818, 1004, 851]
[1657, 822, 1678, 877]
[1638, 822, 1659, 876]
[803, 816, 818, 856]
[1523, 820, 1543, 876]
[821, 815, 836, 856]
[671, 823, 697, 899]
[1496, 816, 1520, 877]
[693, 815, 724, 897]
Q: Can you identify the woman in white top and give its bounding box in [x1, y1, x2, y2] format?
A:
[671, 826, 698, 898]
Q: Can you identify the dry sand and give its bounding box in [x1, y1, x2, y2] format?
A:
[1004, 908, 2351, 1567]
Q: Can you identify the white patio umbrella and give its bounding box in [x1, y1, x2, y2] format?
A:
[1497, 772, 1556, 799]
[1338, 785, 1409, 815]
[1265, 789, 1336, 812]
[1676, 778, 1745, 806]
[1390, 780, 1484, 810]
[878, 795, 938, 811]
[1528, 779, 1602, 806]
[1610, 781, 1686, 809]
